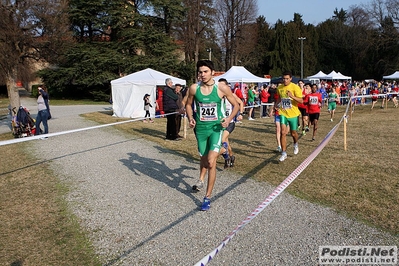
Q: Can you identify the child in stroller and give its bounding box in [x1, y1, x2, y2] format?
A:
[11, 106, 36, 138]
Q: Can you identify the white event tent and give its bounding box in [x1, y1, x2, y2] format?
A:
[383, 71, 399, 79]
[324, 70, 351, 80]
[307, 71, 328, 79]
[215, 66, 270, 83]
[111, 68, 186, 118]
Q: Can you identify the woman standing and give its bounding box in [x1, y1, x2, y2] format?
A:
[143, 94, 153, 123]
[35, 86, 51, 137]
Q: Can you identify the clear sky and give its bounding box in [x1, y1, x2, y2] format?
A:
[257, 0, 366, 25]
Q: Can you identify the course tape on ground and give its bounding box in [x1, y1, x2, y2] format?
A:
[0, 112, 179, 147]
[194, 117, 347, 266]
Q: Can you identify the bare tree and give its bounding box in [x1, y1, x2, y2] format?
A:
[385, 0, 399, 26]
[365, 0, 389, 27]
[346, 5, 373, 28]
[0, 0, 70, 111]
[215, 0, 257, 70]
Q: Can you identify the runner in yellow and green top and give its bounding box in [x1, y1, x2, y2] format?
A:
[274, 71, 303, 162]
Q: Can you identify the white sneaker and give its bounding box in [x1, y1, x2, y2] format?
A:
[277, 146, 282, 152]
[248, 117, 255, 121]
[192, 180, 204, 191]
[294, 144, 299, 155]
[279, 153, 287, 162]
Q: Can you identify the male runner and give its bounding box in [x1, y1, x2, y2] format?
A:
[304, 84, 322, 141]
[185, 60, 239, 211]
[274, 71, 303, 162]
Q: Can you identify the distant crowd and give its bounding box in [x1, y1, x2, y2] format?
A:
[229, 79, 399, 116]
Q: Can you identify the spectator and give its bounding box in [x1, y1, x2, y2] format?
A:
[340, 81, 347, 105]
[34, 85, 51, 139]
[163, 78, 179, 140]
[143, 94, 154, 123]
[247, 84, 258, 120]
[174, 84, 185, 138]
[260, 84, 270, 118]
[268, 83, 277, 117]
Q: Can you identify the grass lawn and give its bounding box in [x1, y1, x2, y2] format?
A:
[0, 134, 100, 265]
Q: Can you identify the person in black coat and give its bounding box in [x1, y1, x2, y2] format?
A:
[163, 78, 179, 140]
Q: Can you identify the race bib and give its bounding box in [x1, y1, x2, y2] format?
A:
[281, 98, 292, 109]
[309, 96, 319, 105]
[199, 103, 218, 121]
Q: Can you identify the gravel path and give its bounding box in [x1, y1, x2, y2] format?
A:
[9, 97, 398, 265]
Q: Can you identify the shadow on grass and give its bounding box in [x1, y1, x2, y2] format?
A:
[131, 127, 166, 141]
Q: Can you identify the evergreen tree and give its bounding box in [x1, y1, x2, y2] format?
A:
[39, 0, 185, 100]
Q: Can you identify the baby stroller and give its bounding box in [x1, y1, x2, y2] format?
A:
[11, 106, 36, 138]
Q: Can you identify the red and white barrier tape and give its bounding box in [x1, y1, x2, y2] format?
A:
[194, 120, 343, 266]
[0, 112, 178, 147]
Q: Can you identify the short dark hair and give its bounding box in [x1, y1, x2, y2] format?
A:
[218, 78, 228, 85]
[197, 60, 215, 72]
[282, 71, 292, 77]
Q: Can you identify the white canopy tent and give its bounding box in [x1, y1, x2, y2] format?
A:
[111, 68, 186, 118]
[337, 72, 352, 79]
[215, 66, 270, 83]
[383, 71, 399, 79]
[307, 70, 328, 79]
[324, 70, 351, 80]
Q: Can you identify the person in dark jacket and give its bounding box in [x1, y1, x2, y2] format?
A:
[163, 78, 179, 140]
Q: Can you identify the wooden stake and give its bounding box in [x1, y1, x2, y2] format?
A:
[344, 116, 347, 151]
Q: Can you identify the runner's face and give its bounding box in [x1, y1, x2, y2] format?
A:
[282, 75, 291, 86]
[198, 66, 214, 84]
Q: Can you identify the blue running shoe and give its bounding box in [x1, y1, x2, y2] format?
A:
[201, 197, 211, 211]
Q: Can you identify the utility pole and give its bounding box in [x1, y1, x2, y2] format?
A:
[298, 37, 306, 79]
[206, 48, 212, 61]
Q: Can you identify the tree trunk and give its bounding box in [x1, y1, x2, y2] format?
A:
[6, 71, 21, 116]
